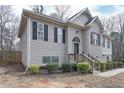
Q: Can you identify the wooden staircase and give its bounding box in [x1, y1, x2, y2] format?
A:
[81, 52, 101, 73]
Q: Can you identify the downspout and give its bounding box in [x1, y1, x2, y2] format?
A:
[23, 15, 31, 71]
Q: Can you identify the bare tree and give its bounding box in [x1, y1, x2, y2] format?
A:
[114, 13, 124, 61]
[50, 5, 71, 21]
[0, 5, 13, 51]
[31, 5, 43, 14]
[4, 16, 19, 50]
[101, 13, 124, 62]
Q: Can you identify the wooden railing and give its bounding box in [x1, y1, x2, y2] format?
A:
[87, 53, 101, 71]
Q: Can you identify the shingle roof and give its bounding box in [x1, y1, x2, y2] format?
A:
[84, 17, 95, 25]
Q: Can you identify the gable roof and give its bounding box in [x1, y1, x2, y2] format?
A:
[84, 16, 95, 25]
[18, 9, 66, 38]
[68, 7, 92, 21]
[87, 16, 104, 30]
[18, 8, 105, 38]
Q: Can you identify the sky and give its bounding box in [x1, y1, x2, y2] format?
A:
[12, 5, 124, 20]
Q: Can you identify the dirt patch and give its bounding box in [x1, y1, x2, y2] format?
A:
[0, 64, 124, 88]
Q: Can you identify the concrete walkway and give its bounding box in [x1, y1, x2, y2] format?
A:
[96, 68, 124, 77]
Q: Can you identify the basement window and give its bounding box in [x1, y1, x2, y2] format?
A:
[42, 56, 59, 64]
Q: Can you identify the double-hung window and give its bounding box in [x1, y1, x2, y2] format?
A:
[37, 23, 44, 40]
[32, 21, 48, 41]
[90, 32, 100, 46]
[54, 27, 65, 43]
[58, 28, 63, 43]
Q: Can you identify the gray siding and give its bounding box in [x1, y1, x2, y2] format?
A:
[71, 14, 89, 25]
[29, 18, 66, 66]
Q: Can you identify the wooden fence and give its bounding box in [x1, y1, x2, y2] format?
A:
[0, 51, 21, 65]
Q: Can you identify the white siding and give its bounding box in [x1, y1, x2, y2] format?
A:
[67, 26, 83, 54]
[82, 30, 89, 54]
[102, 38, 112, 55]
[87, 22, 103, 61]
[20, 26, 28, 66]
[101, 37, 112, 61]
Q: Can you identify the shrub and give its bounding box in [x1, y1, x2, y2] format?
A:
[118, 62, 124, 68]
[95, 62, 100, 70]
[112, 62, 118, 69]
[28, 64, 40, 74]
[77, 63, 90, 74]
[46, 64, 58, 74]
[106, 62, 113, 70]
[72, 63, 77, 71]
[100, 63, 106, 72]
[62, 63, 73, 72]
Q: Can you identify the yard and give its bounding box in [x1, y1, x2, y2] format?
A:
[0, 64, 124, 88]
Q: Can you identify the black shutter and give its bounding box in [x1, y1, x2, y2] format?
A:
[98, 34, 100, 46]
[32, 21, 37, 40]
[90, 32, 93, 44]
[54, 27, 58, 42]
[44, 24, 48, 41]
[62, 29, 65, 43]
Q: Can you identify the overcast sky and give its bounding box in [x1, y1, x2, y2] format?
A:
[12, 5, 124, 19]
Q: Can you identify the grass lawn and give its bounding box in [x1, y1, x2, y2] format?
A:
[0, 64, 124, 88]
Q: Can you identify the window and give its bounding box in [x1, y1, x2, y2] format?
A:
[52, 56, 59, 64]
[58, 28, 62, 43]
[37, 23, 44, 40]
[43, 57, 50, 64]
[102, 38, 105, 47]
[54, 27, 65, 43]
[32, 21, 48, 41]
[107, 40, 110, 48]
[90, 32, 100, 46]
[42, 56, 59, 64]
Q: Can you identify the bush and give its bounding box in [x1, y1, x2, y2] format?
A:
[112, 62, 118, 69]
[28, 64, 40, 74]
[118, 62, 124, 68]
[77, 63, 90, 74]
[46, 64, 58, 74]
[62, 63, 73, 72]
[106, 62, 113, 70]
[72, 63, 77, 71]
[95, 62, 100, 70]
[100, 63, 106, 72]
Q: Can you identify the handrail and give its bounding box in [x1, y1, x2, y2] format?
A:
[88, 54, 101, 63]
[82, 53, 95, 63]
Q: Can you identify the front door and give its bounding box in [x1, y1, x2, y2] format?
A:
[74, 43, 79, 61]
